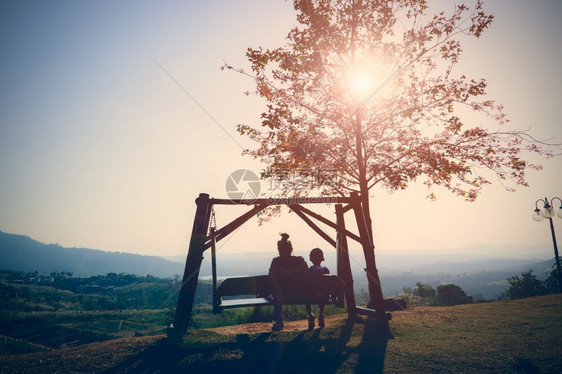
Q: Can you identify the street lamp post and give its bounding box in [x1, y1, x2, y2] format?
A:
[532, 196, 562, 293]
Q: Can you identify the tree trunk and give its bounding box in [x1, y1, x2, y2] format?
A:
[354, 113, 387, 323]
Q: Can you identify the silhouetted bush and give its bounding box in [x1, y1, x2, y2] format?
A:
[436, 284, 473, 306]
[399, 282, 436, 306]
[503, 270, 547, 299]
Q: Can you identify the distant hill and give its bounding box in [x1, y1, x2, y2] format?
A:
[172, 248, 555, 299]
[1, 230, 555, 298]
[378, 258, 555, 298]
[0, 231, 183, 277]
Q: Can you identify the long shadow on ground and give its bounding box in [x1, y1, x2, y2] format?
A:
[104, 317, 389, 374]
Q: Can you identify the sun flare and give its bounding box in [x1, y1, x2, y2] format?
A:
[349, 70, 377, 98]
[345, 57, 393, 102]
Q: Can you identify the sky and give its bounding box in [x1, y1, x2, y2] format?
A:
[1, 0, 561, 263]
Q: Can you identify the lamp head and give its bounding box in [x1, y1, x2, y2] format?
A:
[532, 208, 545, 222]
[541, 205, 555, 219]
[555, 198, 562, 219]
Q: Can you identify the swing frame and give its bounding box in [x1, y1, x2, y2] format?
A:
[167, 192, 388, 341]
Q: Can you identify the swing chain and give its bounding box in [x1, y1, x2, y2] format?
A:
[209, 207, 217, 233]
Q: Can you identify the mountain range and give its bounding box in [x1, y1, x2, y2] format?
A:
[0, 231, 183, 277]
[0, 230, 556, 299]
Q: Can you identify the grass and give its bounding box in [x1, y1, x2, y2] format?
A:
[0, 309, 172, 349]
[1, 294, 561, 373]
[385, 296, 562, 373]
[0, 335, 48, 355]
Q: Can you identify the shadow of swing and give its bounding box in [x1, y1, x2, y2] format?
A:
[103, 317, 390, 374]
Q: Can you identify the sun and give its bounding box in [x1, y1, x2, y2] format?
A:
[344, 57, 393, 102]
[349, 70, 377, 98]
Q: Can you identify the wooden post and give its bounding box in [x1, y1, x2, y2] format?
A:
[168, 193, 212, 341]
[350, 192, 387, 324]
[335, 204, 357, 317]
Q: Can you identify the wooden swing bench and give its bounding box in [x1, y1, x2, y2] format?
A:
[213, 274, 346, 313]
[167, 194, 392, 341]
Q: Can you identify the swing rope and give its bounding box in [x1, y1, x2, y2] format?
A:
[210, 207, 218, 305]
[209, 207, 217, 233]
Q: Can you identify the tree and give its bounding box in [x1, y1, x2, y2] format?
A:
[503, 269, 546, 299]
[436, 284, 473, 305]
[400, 282, 436, 305]
[413, 282, 436, 299]
[225, 0, 559, 309]
[227, 0, 558, 201]
[544, 266, 560, 294]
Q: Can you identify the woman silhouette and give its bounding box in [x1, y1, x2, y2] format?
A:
[268, 233, 309, 331]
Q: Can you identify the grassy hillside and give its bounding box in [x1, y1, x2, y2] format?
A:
[1, 294, 560, 373]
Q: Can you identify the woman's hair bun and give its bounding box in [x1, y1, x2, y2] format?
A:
[277, 233, 292, 254]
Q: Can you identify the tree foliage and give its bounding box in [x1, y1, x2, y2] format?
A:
[413, 281, 436, 299]
[399, 282, 436, 306]
[225, 0, 559, 200]
[503, 269, 547, 300]
[544, 266, 560, 294]
[436, 284, 473, 305]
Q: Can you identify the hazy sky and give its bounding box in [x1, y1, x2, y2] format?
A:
[1, 0, 561, 262]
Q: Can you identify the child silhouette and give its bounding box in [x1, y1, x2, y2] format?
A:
[306, 247, 330, 329]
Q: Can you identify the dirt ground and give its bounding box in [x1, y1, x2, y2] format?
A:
[0, 314, 351, 374]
